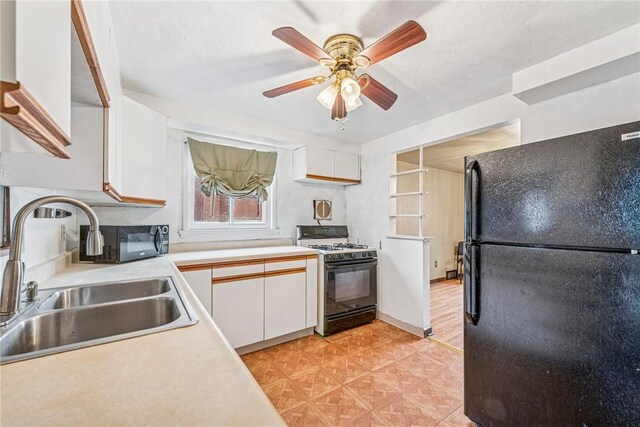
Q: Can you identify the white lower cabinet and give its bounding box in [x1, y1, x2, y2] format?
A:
[212, 278, 264, 348]
[179, 268, 212, 315]
[264, 272, 306, 340]
[180, 254, 318, 349]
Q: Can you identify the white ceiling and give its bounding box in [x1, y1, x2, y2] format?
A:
[422, 122, 520, 173]
[109, 1, 640, 144]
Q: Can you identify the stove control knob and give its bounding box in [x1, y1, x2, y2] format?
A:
[351, 253, 357, 259]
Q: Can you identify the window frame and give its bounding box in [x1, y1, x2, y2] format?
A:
[183, 138, 275, 231]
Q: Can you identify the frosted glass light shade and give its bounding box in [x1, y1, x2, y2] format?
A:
[317, 85, 338, 110]
[340, 77, 361, 102]
[345, 96, 362, 112]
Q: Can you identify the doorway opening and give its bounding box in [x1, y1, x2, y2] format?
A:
[425, 122, 520, 351]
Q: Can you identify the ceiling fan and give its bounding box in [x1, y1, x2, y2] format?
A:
[263, 21, 427, 121]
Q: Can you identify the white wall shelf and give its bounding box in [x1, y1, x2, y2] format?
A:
[390, 192, 423, 198]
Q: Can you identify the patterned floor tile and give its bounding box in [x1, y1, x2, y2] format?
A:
[263, 339, 307, 360]
[312, 386, 370, 426]
[439, 405, 476, 427]
[241, 349, 272, 367]
[324, 329, 354, 343]
[274, 351, 322, 377]
[372, 361, 428, 391]
[344, 411, 393, 427]
[246, 360, 289, 387]
[404, 379, 463, 419]
[348, 347, 396, 371]
[332, 334, 378, 355]
[344, 372, 403, 410]
[303, 342, 348, 365]
[428, 364, 464, 399]
[290, 367, 342, 400]
[239, 321, 466, 427]
[396, 351, 447, 377]
[263, 378, 308, 412]
[374, 337, 419, 361]
[374, 395, 440, 427]
[280, 402, 331, 426]
[297, 334, 329, 350]
[322, 356, 371, 384]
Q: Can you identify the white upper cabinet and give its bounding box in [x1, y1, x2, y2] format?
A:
[293, 146, 361, 185]
[0, 1, 166, 206]
[0, 0, 71, 156]
[120, 96, 167, 201]
[334, 152, 360, 181]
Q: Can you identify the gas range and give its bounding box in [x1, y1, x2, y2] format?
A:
[296, 225, 378, 336]
[307, 243, 377, 261]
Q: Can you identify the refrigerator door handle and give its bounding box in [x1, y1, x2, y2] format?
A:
[465, 159, 479, 242]
[464, 243, 480, 325]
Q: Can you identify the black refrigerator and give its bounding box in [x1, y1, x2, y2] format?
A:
[463, 122, 640, 426]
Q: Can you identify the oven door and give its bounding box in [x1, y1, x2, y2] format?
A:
[118, 226, 162, 262]
[324, 259, 377, 317]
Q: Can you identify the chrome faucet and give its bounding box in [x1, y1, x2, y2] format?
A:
[0, 196, 103, 326]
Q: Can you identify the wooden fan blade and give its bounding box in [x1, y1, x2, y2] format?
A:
[355, 20, 426, 66]
[272, 27, 335, 65]
[358, 74, 398, 110]
[263, 76, 325, 98]
[331, 93, 347, 120]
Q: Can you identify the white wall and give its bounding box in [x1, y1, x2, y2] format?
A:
[424, 168, 464, 280]
[81, 128, 351, 246]
[0, 188, 78, 278]
[347, 72, 640, 332]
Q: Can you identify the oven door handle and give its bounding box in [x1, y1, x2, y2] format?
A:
[326, 260, 378, 269]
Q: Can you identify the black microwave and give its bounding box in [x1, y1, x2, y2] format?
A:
[80, 225, 169, 263]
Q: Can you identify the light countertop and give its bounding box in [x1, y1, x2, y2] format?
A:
[0, 245, 317, 426]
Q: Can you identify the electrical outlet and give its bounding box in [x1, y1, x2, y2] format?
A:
[60, 224, 66, 244]
[435, 260, 438, 268]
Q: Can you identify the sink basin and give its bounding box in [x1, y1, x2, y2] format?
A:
[1, 298, 180, 358]
[39, 278, 171, 310]
[0, 276, 198, 364]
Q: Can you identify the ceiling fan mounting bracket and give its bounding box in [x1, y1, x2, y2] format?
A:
[322, 34, 364, 65]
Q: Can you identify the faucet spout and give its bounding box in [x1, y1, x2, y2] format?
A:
[0, 196, 103, 324]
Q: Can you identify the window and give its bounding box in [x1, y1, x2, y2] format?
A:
[185, 143, 274, 230]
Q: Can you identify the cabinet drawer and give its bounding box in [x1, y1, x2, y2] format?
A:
[213, 260, 264, 279]
[264, 257, 307, 272]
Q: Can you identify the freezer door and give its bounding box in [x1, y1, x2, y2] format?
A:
[465, 121, 640, 249]
[464, 244, 640, 426]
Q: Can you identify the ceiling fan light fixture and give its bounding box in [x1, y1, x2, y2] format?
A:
[340, 77, 361, 102]
[345, 96, 362, 112]
[317, 84, 338, 110]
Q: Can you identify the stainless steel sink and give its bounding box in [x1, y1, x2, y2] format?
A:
[0, 277, 198, 364]
[39, 278, 171, 310]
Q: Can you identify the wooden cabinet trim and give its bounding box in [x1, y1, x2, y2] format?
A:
[71, 0, 110, 107]
[103, 182, 167, 207]
[212, 272, 266, 285]
[177, 263, 213, 273]
[0, 81, 71, 158]
[179, 254, 316, 274]
[212, 267, 307, 284]
[264, 267, 307, 278]
[212, 258, 266, 269]
[264, 255, 308, 263]
[306, 174, 360, 184]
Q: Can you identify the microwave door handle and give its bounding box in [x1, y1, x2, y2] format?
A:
[154, 229, 162, 253]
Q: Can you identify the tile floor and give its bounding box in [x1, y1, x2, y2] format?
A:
[241, 320, 473, 426]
